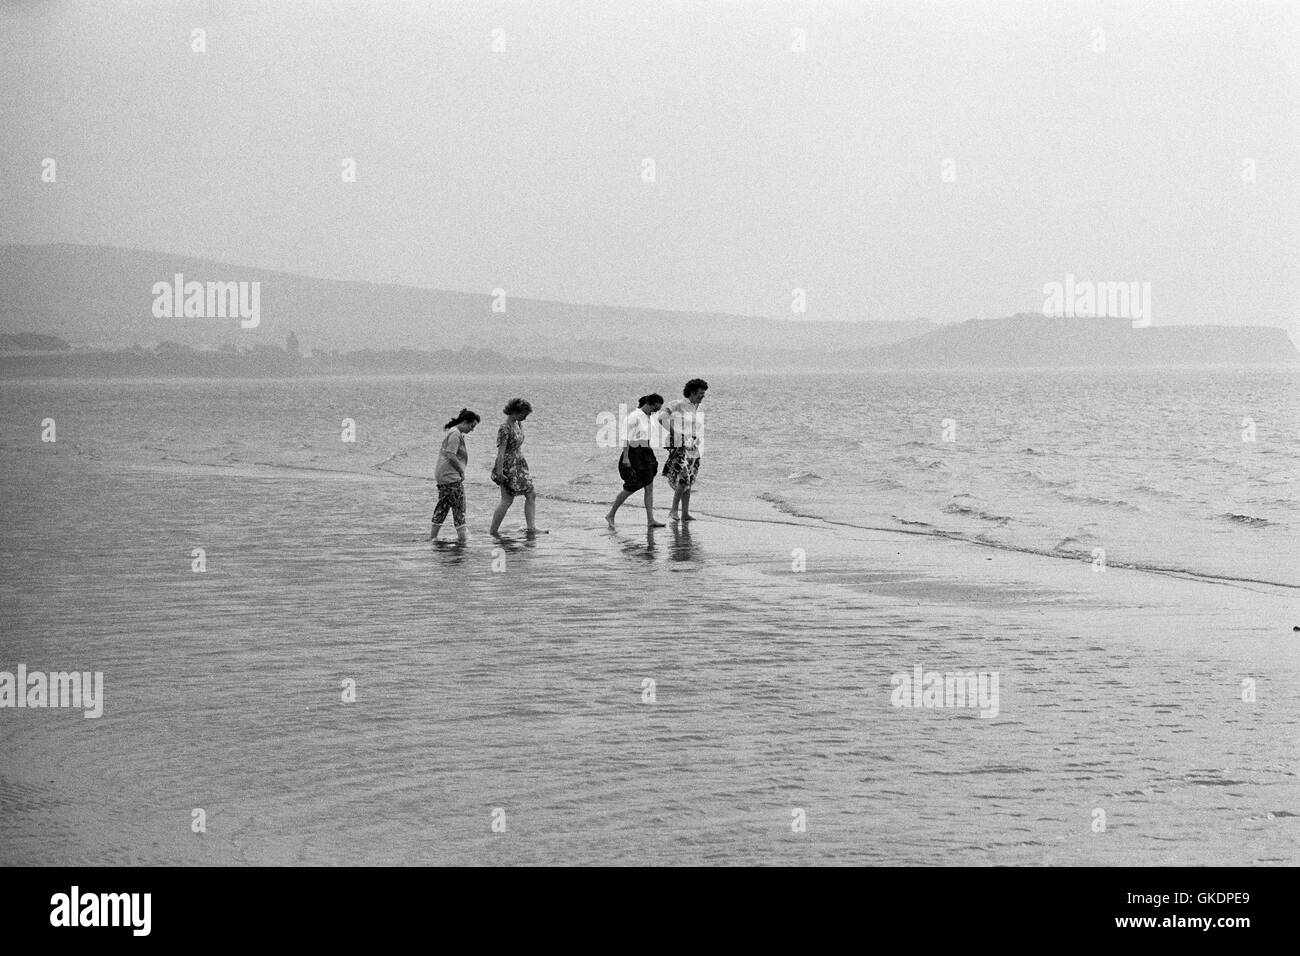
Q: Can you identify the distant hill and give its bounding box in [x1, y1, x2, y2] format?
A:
[0, 344, 618, 379]
[6, 245, 1292, 371]
[859, 313, 1300, 368]
[0, 243, 934, 371]
[0, 332, 71, 352]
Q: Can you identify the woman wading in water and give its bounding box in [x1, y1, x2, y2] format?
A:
[430, 408, 479, 542]
[489, 398, 543, 536]
[659, 378, 707, 521]
[606, 393, 665, 528]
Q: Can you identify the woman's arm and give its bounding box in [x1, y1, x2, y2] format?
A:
[655, 405, 675, 449]
[450, 433, 467, 477]
[441, 434, 467, 476]
[619, 418, 632, 463]
[438, 433, 460, 475]
[493, 425, 507, 474]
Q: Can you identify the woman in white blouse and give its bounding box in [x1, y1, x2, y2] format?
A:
[605, 393, 665, 528]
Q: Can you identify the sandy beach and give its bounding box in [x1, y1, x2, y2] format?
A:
[1, 376, 1295, 864]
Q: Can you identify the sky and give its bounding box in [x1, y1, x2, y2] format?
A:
[2, 0, 1298, 329]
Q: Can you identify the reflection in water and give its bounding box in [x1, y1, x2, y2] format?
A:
[489, 533, 537, 555]
[619, 527, 658, 562]
[669, 522, 701, 563]
[430, 538, 469, 566]
[432, 530, 537, 568]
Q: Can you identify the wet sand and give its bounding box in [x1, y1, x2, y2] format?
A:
[2, 446, 1296, 865]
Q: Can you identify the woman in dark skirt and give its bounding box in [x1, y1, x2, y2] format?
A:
[605, 393, 665, 528]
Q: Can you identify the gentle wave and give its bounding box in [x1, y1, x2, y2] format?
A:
[1057, 492, 1142, 512]
[1220, 512, 1273, 527]
[25, 429, 1299, 591]
[943, 502, 1013, 524]
[754, 494, 1298, 590]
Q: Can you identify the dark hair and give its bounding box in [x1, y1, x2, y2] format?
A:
[638, 393, 665, 408]
[683, 378, 708, 398]
[444, 408, 480, 429]
[503, 398, 532, 416]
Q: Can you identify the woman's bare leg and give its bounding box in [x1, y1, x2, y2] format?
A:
[524, 490, 542, 532]
[490, 489, 514, 534]
[668, 487, 683, 519]
[607, 489, 633, 527]
[679, 488, 693, 520]
[645, 485, 665, 527]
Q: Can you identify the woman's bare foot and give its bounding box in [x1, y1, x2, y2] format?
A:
[647, 520, 666, 528]
[525, 527, 548, 535]
[668, 511, 679, 521]
[681, 514, 695, 521]
[605, 512, 617, 529]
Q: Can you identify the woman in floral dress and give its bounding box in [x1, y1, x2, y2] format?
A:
[489, 397, 542, 535]
[659, 378, 707, 521]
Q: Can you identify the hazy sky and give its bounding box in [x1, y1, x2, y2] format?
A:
[2, 0, 1297, 329]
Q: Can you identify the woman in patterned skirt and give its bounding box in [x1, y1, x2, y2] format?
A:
[659, 378, 707, 521]
[489, 397, 543, 536]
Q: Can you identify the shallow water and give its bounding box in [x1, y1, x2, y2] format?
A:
[0, 371, 1296, 865]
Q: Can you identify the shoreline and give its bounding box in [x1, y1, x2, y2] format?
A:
[1, 380, 1295, 866]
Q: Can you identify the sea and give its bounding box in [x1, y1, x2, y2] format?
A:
[1, 368, 1297, 865]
